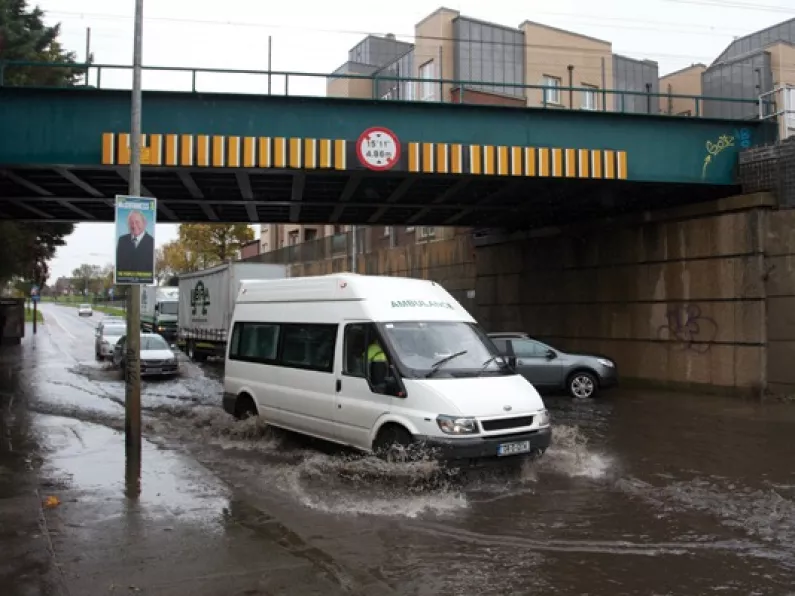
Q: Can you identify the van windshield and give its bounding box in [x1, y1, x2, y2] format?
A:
[380, 321, 511, 378]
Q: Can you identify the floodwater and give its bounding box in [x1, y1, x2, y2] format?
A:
[3, 302, 795, 595]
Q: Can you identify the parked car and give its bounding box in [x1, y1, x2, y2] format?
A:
[95, 321, 127, 361]
[488, 332, 617, 399]
[77, 303, 93, 316]
[113, 333, 179, 378]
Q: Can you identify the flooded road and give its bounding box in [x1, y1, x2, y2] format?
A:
[4, 302, 795, 595]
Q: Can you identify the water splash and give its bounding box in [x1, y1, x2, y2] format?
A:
[533, 424, 612, 479]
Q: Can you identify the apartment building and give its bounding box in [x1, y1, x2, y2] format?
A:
[259, 7, 660, 258]
[661, 17, 795, 122]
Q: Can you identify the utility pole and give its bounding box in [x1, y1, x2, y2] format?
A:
[125, 0, 144, 497]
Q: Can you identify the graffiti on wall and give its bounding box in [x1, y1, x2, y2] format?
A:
[701, 127, 751, 180]
[656, 304, 718, 353]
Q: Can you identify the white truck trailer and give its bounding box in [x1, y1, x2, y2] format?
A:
[177, 262, 287, 361]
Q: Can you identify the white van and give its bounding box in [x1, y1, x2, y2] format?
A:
[222, 274, 551, 465]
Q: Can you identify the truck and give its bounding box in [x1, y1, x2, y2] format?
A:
[140, 285, 180, 341]
[177, 261, 287, 361]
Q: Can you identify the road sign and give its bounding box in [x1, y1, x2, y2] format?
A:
[114, 195, 157, 285]
[356, 127, 400, 171]
[30, 285, 40, 303]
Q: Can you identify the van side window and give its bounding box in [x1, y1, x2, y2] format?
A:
[279, 324, 337, 373]
[343, 323, 371, 377]
[229, 322, 279, 362]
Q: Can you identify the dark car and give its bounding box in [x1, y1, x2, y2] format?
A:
[488, 332, 617, 398]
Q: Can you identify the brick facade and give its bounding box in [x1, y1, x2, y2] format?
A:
[739, 137, 795, 206]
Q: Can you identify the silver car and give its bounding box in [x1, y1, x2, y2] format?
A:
[78, 303, 93, 316]
[113, 333, 180, 379]
[488, 332, 618, 399]
[95, 321, 126, 360]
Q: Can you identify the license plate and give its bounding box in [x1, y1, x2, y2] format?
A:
[147, 368, 162, 374]
[497, 440, 532, 457]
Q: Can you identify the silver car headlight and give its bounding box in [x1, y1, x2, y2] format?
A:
[597, 358, 614, 367]
[536, 409, 551, 427]
[436, 415, 479, 435]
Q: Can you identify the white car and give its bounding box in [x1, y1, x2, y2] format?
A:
[222, 274, 552, 467]
[95, 321, 126, 360]
[77, 303, 93, 316]
[113, 332, 180, 378]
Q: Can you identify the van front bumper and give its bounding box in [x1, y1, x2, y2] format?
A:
[415, 427, 552, 465]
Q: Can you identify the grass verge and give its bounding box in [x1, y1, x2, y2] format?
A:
[24, 308, 44, 323]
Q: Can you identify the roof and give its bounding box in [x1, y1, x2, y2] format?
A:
[712, 16, 795, 66]
[660, 63, 707, 79]
[518, 19, 611, 47]
[238, 273, 445, 303]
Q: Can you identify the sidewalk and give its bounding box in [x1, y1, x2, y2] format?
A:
[2, 412, 387, 595]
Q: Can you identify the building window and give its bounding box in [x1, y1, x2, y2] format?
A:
[418, 226, 436, 240]
[581, 84, 598, 110]
[288, 231, 298, 245]
[542, 75, 561, 105]
[420, 60, 436, 101]
[304, 228, 317, 242]
[404, 80, 415, 101]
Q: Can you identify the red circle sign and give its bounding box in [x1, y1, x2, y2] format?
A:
[356, 127, 401, 171]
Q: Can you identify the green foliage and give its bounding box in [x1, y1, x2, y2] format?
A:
[0, 1, 79, 286]
[0, 221, 73, 286]
[0, 0, 89, 86]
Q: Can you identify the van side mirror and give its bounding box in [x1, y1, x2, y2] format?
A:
[545, 349, 556, 360]
[501, 353, 517, 368]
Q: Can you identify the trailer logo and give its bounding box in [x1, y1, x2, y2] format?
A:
[190, 281, 210, 317]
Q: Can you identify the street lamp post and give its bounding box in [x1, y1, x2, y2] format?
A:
[125, 0, 144, 497]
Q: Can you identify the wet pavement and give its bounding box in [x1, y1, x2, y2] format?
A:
[2, 302, 795, 595]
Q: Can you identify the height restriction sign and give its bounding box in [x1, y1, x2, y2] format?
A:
[356, 127, 401, 171]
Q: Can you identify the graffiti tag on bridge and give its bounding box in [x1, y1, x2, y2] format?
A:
[700, 128, 750, 181]
[656, 304, 718, 353]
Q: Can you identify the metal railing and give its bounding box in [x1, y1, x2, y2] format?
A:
[0, 60, 762, 120]
[759, 85, 795, 140]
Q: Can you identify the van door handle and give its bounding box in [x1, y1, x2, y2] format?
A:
[335, 379, 341, 392]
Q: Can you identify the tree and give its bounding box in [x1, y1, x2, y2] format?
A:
[156, 239, 202, 281]
[178, 224, 254, 266]
[0, 1, 80, 288]
[0, 0, 90, 86]
[71, 263, 102, 295]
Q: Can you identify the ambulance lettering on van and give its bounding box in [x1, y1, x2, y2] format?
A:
[390, 299, 454, 309]
[222, 274, 552, 467]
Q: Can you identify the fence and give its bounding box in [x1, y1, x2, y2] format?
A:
[0, 60, 762, 120]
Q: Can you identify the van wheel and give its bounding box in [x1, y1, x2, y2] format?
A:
[568, 371, 598, 399]
[234, 394, 258, 420]
[373, 424, 415, 463]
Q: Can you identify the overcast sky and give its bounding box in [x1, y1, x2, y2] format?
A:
[41, 0, 792, 280]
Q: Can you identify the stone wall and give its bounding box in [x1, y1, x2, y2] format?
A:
[764, 209, 795, 394]
[739, 136, 795, 206]
[475, 193, 775, 396]
[288, 233, 478, 315]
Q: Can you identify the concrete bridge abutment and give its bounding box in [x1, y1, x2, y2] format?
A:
[474, 191, 793, 397]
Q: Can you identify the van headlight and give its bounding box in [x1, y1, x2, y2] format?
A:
[436, 415, 479, 435]
[537, 409, 551, 426]
[597, 358, 614, 367]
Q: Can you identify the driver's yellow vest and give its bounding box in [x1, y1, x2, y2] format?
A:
[366, 343, 387, 363]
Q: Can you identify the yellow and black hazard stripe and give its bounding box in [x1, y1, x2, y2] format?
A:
[101, 133, 348, 170]
[101, 132, 627, 180]
[405, 142, 627, 180]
